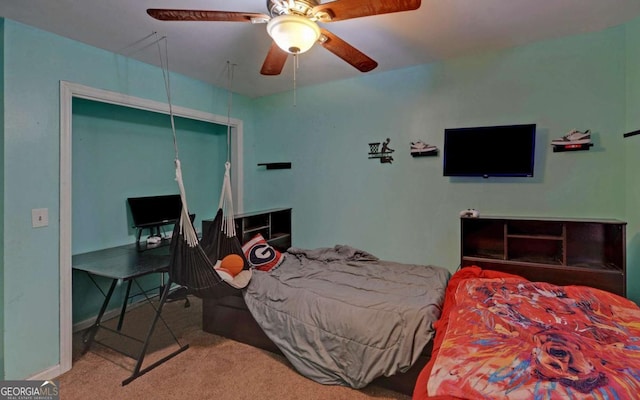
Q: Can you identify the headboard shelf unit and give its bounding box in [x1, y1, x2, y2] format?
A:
[204, 208, 292, 252]
[460, 216, 626, 296]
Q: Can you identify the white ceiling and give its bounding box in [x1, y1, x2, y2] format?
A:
[2, 0, 640, 98]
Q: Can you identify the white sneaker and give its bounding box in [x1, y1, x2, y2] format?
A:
[551, 129, 591, 145]
[411, 141, 437, 153]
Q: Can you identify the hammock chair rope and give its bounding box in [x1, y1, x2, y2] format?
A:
[218, 161, 236, 238]
[155, 34, 200, 248]
[154, 35, 251, 297]
[219, 61, 237, 239]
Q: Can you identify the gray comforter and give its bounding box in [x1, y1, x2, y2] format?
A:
[243, 245, 450, 388]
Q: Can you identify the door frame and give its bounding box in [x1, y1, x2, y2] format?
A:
[56, 80, 243, 376]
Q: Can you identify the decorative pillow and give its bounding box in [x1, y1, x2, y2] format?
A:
[242, 233, 284, 272]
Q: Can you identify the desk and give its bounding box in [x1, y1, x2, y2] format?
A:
[72, 241, 189, 385]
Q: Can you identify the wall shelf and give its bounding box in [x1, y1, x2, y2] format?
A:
[623, 129, 640, 138]
[411, 150, 438, 157]
[258, 162, 291, 170]
[552, 143, 593, 152]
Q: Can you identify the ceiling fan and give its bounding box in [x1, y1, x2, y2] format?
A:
[147, 0, 421, 76]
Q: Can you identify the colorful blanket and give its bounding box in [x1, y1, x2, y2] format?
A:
[427, 278, 640, 399]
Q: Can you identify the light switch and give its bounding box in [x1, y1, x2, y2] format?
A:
[32, 208, 49, 228]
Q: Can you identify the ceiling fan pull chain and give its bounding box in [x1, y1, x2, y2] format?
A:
[293, 53, 298, 106]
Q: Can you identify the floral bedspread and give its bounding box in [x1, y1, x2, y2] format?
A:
[427, 278, 640, 399]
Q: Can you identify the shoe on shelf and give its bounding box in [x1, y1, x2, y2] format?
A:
[410, 140, 437, 153]
[551, 129, 591, 145]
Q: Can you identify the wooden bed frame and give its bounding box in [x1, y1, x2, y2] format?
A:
[200, 212, 626, 394]
[202, 255, 632, 396]
[201, 290, 433, 396]
[202, 214, 626, 396]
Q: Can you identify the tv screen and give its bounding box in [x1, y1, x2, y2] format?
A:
[443, 124, 536, 177]
[127, 194, 182, 228]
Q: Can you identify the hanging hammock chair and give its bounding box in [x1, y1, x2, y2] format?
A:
[154, 38, 251, 299]
[168, 160, 252, 299]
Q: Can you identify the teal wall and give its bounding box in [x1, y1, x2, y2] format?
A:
[1, 19, 252, 379]
[71, 98, 227, 323]
[2, 13, 640, 382]
[72, 99, 227, 254]
[248, 24, 628, 273]
[0, 18, 5, 380]
[624, 17, 640, 304]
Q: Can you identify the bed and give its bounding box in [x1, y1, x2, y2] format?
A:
[412, 266, 640, 400]
[202, 244, 450, 395]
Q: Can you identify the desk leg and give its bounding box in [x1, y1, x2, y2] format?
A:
[122, 279, 189, 386]
[82, 278, 118, 354]
[117, 280, 133, 331]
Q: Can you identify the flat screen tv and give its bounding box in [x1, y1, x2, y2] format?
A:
[443, 123, 536, 178]
[127, 194, 182, 228]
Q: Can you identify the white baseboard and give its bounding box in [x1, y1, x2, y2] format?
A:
[28, 364, 64, 381]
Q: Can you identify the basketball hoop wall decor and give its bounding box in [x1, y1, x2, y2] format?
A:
[368, 138, 394, 164]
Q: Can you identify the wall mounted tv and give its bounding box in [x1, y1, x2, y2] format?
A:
[127, 194, 183, 229]
[443, 123, 536, 178]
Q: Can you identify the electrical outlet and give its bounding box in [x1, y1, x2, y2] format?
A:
[32, 208, 49, 228]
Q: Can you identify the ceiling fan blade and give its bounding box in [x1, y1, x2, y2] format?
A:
[260, 42, 289, 75]
[312, 0, 420, 22]
[147, 9, 270, 23]
[319, 29, 378, 72]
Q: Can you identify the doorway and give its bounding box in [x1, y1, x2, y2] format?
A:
[58, 81, 244, 375]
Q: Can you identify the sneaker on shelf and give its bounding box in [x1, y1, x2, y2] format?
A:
[410, 141, 437, 153]
[551, 129, 591, 145]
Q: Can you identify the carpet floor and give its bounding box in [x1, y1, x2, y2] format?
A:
[58, 295, 411, 400]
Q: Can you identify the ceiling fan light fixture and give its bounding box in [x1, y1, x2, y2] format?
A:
[266, 14, 320, 54]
